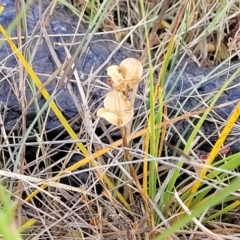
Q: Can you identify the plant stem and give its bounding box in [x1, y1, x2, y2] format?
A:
[121, 124, 152, 223]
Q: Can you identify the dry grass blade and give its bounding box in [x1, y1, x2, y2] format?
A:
[1, 0, 240, 239]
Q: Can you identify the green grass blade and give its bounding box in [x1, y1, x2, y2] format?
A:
[155, 176, 240, 240]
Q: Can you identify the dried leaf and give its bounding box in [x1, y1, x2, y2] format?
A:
[97, 90, 133, 127]
[119, 58, 143, 87]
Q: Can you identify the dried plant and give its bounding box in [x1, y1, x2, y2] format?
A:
[97, 58, 143, 127]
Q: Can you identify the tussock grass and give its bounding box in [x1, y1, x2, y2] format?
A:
[0, 0, 240, 239]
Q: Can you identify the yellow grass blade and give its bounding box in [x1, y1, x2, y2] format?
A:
[0, 5, 4, 15]
[0, 25, 130, 209]
[17, 218, 36, 234]
[20, 107, 223, 210]
[0, 25, 89, 156]
[188, 101, 240, 203]
[15, 107, 216, 210]
[143, 131, 150, 194]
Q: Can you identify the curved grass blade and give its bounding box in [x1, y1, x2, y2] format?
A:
[155, 176, 240, 240]
[0, 25, 130, 209]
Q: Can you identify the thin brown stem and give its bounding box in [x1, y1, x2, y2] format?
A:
[121, 124, 151, 219]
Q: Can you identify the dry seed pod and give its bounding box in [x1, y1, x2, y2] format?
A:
[107, 58, 143, 92]
[97, 90, 133, 127]
[107, 65, 128, 92]
[119, 58, 143, 87]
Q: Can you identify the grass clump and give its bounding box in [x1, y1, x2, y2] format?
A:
[0, 0, 240, 239]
